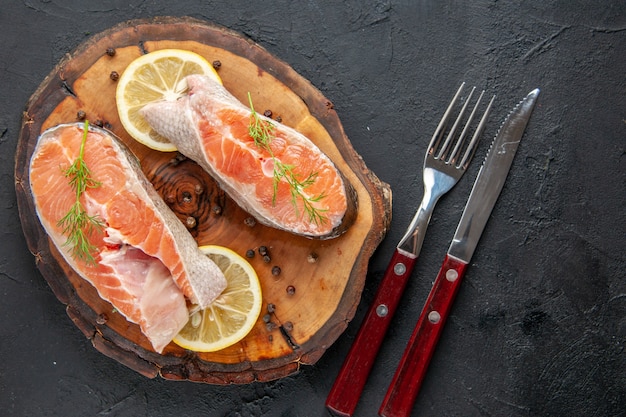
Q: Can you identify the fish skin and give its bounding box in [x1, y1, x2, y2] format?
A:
[29, 123, 227, 352]
[141, 74, 357, 239]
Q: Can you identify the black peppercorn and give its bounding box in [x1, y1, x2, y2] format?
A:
[212, 60, 221, 69]
[271, 266, 281, 276]
[106, 47, 116, 57]
[307, 252, 319, 263]
[96, 313, 108, 324]
[171, 153, 186, 166]
[286, 285, 295, 295]
[245, 249, 255, 259]
[263, 109, 273, 118]
[185, 216, 196, 229]
[76, 110, 86, 120]
[110, 71, 119, 81]
[267, 303, 276, 313]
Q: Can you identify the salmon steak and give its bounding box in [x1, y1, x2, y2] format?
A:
[29, 123, 227, 352]
[141, 74, 357, 238]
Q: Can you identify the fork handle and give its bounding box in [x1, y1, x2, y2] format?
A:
[379, 254, 468, 417]
[326, 249, 417, 417]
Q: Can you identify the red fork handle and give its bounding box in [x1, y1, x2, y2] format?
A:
[326, 249, 417, 417]
[379, 254, 468, 417]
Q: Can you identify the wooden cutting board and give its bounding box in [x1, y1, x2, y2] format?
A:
[14, 16, 391, 384]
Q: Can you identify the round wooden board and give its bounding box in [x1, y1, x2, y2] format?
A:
[14, 16, 391, 384]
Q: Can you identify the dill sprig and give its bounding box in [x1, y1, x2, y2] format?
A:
[247, 93, 328, 225]
[57, 121, 104, 263]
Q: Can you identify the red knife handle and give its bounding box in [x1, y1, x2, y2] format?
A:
[326, 249, 417, 417]
[379, 254, 468, 417]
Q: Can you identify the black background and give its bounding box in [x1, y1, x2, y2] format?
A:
[1, 1, 624, 416]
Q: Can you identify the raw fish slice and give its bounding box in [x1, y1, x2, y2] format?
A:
[98, 246, 189, 352]
[29, 123, 227, 352]
[141, 74, 357, 238]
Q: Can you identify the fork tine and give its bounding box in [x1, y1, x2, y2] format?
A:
[448, 89, 485, 164]
[427, 82, 465, 156]
[457, 93, 496, 168]
[436, 86, 476, 160]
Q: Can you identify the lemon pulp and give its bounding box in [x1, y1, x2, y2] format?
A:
[115, 49, 222, 152]
[173, 245, 262, 352]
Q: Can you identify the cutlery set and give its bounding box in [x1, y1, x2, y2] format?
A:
[327, 85, 540, 417]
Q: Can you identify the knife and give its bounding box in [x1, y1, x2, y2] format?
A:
[378, 88, 540, 417]
[325, 84, 494, 417]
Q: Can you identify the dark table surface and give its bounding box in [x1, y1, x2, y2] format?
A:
[1, 1, 624, 416]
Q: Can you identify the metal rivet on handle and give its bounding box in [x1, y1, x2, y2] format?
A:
[428, 311, 441, 324]
[446, 269, 458, 282]
[394, 262, 406, 275]
[376, 304, 389, 317]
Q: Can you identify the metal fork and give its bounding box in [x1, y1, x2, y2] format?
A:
[397, 83, 495, 256]
[326, 83, 494, 417]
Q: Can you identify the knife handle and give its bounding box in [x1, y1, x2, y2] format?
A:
[326, 249, 417, 417]
[379, 254, 468, 417]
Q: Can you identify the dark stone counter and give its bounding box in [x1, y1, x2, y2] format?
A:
[1, 1, 624, 416]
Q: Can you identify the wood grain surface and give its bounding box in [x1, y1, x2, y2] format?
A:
[14, 16, 391, 384]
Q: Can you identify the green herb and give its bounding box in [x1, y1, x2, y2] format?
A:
[247, 93, 327, 225]
[57, 121, 104, 263]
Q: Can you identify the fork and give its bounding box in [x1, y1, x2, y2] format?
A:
[326, 83, 494, 417]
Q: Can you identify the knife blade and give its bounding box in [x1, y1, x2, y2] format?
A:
[379, 88, 540, 417]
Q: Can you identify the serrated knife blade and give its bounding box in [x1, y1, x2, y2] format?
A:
[448, 87, 541, 262]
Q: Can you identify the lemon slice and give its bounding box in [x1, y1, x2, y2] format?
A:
[115, 49, 222, 152]
[173, 245, 262, 352]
